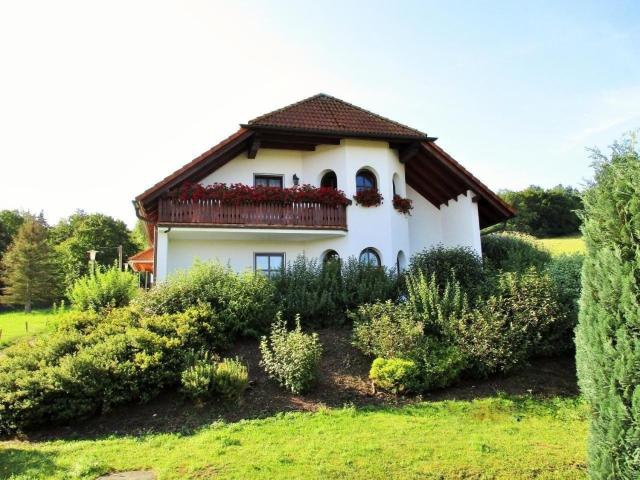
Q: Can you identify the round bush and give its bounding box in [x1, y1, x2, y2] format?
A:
[481, 232, 551, 273]
[369, 357, 420, 394]
[408, 245, 483, 298]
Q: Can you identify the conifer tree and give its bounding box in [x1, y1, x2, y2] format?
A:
[0, 214, 59, 312]
[576, 135, 640, 478]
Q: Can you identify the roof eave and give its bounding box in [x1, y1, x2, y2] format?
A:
[242, 124, 435, 142]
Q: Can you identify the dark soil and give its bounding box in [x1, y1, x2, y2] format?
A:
[24, 327, 578, 442]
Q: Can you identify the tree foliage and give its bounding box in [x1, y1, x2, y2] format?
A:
[575, 134, 640, 478]
[51, 212, 141, 288]
[0, 215, 60, 312]
[499, 185, 582, 237]
[0, 210, 25, 257]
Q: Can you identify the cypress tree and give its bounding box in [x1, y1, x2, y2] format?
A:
[0, 215, 59, 312]
[575, 135, 640, 478]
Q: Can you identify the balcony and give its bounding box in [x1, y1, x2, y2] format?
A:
[158, 198, 348, 230]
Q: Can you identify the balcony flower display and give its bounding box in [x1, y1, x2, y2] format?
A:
[393, 195, 413, 215]
[353, 188, 383, 207]
[176, 182, 349, 207]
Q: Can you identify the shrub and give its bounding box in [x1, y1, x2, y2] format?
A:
[181, 354, 248, 402]
[351, 301, 423, 359]
[575, 138, 640, 479]
[405, 272, 469, 339]
[341, 257, 398, 309]
[481, 232, 552, 273]
[369, 358, 420, 394]
[545, 253, 584, 352]
[67, 265, 138, 312]
[457, 269, 564, 376]
[273, 255, 346, 327]
[410, 339, 466, 390]
[408, 245, 484, 298]
[135, 261, 277, 338]
[352, 276, 469, 393]
[259, 314, 322, 394]
[213, 358, 249, 401]
[181, 352, 218, 401]
[0, 305, 220, 434]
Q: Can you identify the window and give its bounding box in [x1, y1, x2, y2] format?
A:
[359, 248, 381, 267]
[254, 175, 283, 188]
[254, 253, 284, 278]
[396, 250, 406, 273]
[320, 171, 338, 189]
[322, 249, 340, 264]
[356, 169, 376, 193]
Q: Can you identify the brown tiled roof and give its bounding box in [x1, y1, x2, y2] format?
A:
[244, 93, 429, 139]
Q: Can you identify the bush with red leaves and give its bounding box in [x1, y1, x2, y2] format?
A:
[176, 182, 349, 207]
[393, 195, 413, 215]
[353, 189, 384, 207]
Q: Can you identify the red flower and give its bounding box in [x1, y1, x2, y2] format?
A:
[175, 182, 349, 207]
[393, 195, 413, 215]
[353, 189, 383, 207]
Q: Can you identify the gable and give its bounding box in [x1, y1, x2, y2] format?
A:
[134, 95, 514, 228]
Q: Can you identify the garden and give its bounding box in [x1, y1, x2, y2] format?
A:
[0, 139, 637, 479]
[0, 227, 587, 478]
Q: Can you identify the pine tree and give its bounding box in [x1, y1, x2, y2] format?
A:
[0, 215, 59, 312]
[575, 135, 640, 478]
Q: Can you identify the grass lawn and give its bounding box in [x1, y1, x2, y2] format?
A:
[539, 235, 586, 256]
[0, 397, 588, 480]
[0, 309, 60, 349]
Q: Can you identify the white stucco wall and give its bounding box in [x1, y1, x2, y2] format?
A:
[440, 191, 482, 254]
[154, 141, 482, 280]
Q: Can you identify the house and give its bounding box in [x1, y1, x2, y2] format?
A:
[133, 94, 514, 281]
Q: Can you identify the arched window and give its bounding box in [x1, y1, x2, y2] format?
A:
[322, 249, 340, 264]
[356, 169, 377, 193]
[392, 172, 402, 197]
[359, 247, 381, 267]
[320, 171, 338, 189]
[396, 250, 407, 273]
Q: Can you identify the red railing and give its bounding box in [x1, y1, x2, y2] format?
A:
[158, 198, 347, 229]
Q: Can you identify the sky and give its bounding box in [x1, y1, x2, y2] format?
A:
[1, 0, 639, 227]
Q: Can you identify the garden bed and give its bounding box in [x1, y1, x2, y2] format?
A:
[23, 327, 578, 442]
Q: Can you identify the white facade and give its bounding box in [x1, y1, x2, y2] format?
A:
[154, 139, 482, 280]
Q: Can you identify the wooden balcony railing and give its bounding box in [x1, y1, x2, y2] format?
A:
[158, 199, 347, 230]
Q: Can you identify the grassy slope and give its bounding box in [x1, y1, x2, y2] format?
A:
[539, 235, 586, 256]
[0, 397, 588, 480]
[0, 309, 60, 348]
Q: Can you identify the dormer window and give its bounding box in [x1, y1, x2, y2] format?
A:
[254, 175, 283, 188]
[356, 169, 376, 193]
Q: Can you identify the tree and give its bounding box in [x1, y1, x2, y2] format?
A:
[575, 134, 640, 478]
[52, 212, 140, 288]
[498, 185, 582, 237]
[0, 215, 60, 312]
[130, 219, 150, 249]
[0, 210, 25, 256]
